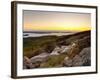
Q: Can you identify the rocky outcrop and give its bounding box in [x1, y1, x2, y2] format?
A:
[24, 46, 91, 69]
[63, 47, 91, 67]
[23, 31, 91, 69]
[79, 47, 91, 66]
[50, 46, 60, 55]
[50, 46, 71, 55]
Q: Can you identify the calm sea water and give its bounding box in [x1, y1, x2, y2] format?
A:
[23, 32, 76, 38]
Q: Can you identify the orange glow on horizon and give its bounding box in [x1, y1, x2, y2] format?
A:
[24, 25, 91, 32]
[23, 11, 91, 32]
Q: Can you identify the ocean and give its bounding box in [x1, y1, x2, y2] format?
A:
[23, 32, 76, 38]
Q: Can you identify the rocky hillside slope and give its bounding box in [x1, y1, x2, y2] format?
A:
[23, 30, 91, 69]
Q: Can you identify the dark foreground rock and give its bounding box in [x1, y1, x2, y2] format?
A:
[63, 47, 91, 67]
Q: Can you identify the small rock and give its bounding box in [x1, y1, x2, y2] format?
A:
[23, 56, 33, 69]
[63, 57, 72, 67]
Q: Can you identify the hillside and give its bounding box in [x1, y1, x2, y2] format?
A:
[23, 30, 91, 69]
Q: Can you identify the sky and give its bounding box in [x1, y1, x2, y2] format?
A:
[23, 10, 91, 32]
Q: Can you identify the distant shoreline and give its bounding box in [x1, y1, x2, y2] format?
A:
[23, 30, 90, 38]
[23, 32, 76, 38]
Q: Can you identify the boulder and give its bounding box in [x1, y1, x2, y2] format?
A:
[63, 56, 72, 67]
[60, 45, 71, 54]
[23, 56, 34, 69]
[72, 55, 83, 66]
[67, 41, 80, 59]
[50, 46, 61, 55]
[63, 47, 91, 67]
[50, 45, 71, 55]
[30, 53, 49, 63]
[79, 47, 91, 66]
